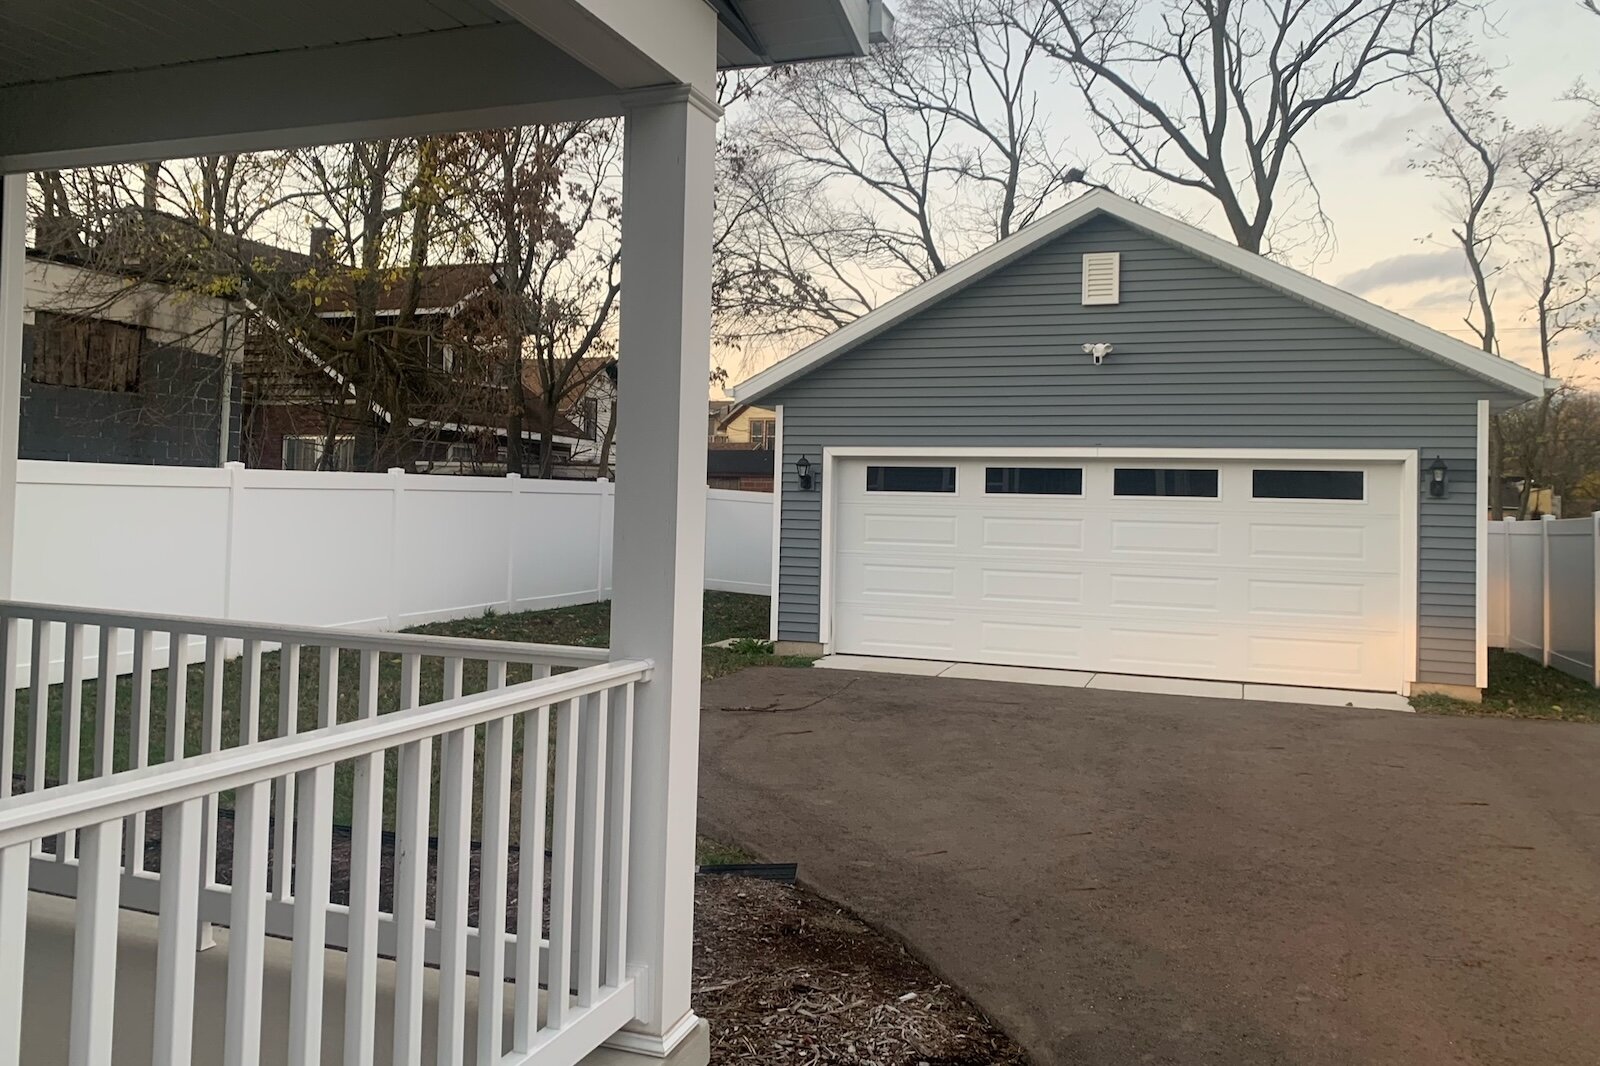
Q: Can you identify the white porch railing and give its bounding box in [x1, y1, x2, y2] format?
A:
[0, 602, 649, 1066]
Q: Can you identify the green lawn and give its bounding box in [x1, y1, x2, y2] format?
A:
[9, 592, 810, 834]
[1411, 649, 1600, 723]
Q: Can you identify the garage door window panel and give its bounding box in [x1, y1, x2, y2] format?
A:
[1113, 468, 1220, 498]
[985, 467, 1083, 496]
[866, 465, 957, 493]
[1252, 469, 1365, 501]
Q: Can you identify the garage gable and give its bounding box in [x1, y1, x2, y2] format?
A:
[733, 190, 1550, 406]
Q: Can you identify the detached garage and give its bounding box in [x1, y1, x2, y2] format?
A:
[732, 191, 1551, 699]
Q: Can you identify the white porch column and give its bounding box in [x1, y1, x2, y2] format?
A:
[0, 173, 24, 599]
[606, 86, 718, 1056]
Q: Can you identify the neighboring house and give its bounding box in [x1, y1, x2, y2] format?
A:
[709, 400, 776, 446]
[735, 190, 1552, 700]
[242, 262, 613, 476]
[522, 355, 618, 476]
[19, 250, 242, 466]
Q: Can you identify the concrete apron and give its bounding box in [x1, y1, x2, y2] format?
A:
[813, 655, 1415, 712]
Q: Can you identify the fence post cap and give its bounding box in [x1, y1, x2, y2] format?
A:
[223, 461, 245, 470]
[387, 467, 405, 476]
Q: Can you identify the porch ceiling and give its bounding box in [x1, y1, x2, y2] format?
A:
[0, 0, 876, 172]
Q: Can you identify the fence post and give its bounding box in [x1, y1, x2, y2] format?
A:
[388, 468, 405, 630]
[222, 461, 245, 621]
[597, 479, 614, 602]
[1542, 515, 1554, 667]
[1593, 511, 1599, 687]
[504, 473, 520, 614]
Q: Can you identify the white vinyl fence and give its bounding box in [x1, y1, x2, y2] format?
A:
[12, 461, 772, 678]
[1487, 515, 1600, 685]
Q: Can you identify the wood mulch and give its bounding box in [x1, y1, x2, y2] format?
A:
[694, 875, 1029, 1066]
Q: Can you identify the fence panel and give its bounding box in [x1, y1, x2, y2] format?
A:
[1487, 516, 1600, 686]
[13, 461, 773, 681]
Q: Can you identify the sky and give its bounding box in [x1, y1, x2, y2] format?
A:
[728, 1, 1600, 393]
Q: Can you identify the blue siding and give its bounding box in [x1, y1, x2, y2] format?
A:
[770, 214, 1521, 687]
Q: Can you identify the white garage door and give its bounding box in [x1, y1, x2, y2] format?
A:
[831, 457, 1408, 691]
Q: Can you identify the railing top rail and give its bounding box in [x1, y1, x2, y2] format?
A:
[0, 657, 651, 849]
[0, 599, 611, 668]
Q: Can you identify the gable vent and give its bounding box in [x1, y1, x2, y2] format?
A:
[1081, 252, 1121, 306]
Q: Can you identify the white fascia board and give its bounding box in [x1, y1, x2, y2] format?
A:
[732, 189, 1554, 405]
[491, 0, 718, 94]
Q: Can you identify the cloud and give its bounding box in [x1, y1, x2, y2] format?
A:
[1337, 249, 1464, 294]
[1338, 106, 1437, 155]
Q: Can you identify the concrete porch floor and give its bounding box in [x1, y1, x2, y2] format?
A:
[18, 892, 708, 1066]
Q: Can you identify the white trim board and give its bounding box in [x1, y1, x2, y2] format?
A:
[732, 189, 1553, 405]
[818, 446, 1421, 693]
[1476, 399, 1490, 689]
[768, 404, 785, 642]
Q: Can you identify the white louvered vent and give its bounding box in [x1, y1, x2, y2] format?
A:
[1081, 252, 1121, 306]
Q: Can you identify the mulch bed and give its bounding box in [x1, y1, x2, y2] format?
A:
[694, 876, 1029, 1065]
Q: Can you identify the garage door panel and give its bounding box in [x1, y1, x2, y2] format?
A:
[855, 560, 958, 600]
[1109, 572, 1220, 612]
[1247, 577, 1372, 618]
[858, 512, 959, 548]
[1104, 626, 1224, 672]
[977, 619, 1087, 668]
[1110, 519, 1222, 556]
[981, 514, 1085, 551]
[980, 567, 1084, 607]
[833, 456, 1407, 691]
[837, 610, 959, 656]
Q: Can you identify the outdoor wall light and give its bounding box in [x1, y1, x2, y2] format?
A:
[1428, 455, 1449, 498]
[796, 455, 815, 492]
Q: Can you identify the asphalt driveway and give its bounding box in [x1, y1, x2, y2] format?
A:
[697, 668, 1600, 1066]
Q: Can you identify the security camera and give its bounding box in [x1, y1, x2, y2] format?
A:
[1082, 342, 1114, 365]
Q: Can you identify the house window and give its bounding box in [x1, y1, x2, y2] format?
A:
[30, 311, 143, 392]
[749, 418, 776, 448]
[986, 467, 1083, 495]
[866, 465, 956, 493]
[1252, 469, 1364, 501]
[582, 397, 601, 438]
[283, 435, 355, 471]
[1113, 468, 1218, 498]
[447, 442, 478, 464]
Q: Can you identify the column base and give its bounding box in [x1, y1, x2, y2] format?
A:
[588, 1018, 709, 1066]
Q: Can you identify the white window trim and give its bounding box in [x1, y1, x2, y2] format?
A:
[818, 445, 1421, 694]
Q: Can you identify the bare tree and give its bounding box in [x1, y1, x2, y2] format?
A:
[1014, 0, 1466, 255]
[453, 122, 623, 477]
[715, 0, 1082, 354]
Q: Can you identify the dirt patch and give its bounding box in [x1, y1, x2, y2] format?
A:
[694, 876, 1029, 1066]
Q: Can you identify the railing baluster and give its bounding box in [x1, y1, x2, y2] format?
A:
[318, 643, 339, 729]
[165, 631, 189, 765]
[476, 662, 510, 1065]
[272, 643, 300, 901]
[392, 652, 428, 1066]
[344, 649, 383, 1066]
[436, 721, 473, 1066]
[0, 616, 17, 802]
[604, 682, 634, 988]
[152, 798, 203, 1066]
[57, 623, 87, 861]
[576, 690, 609, 1007]
[93, 626, 117, 782]
[126, 629, 154, 872]
[512, 668, 552, 1051]
[69, 821, 121, 1066]
[197, 635, 224, 950]
[546, 697, 581, 1031]
[26, 620, 48, 802]
[0, 844, 28, 1066]
[224, 781, 271, 1066]
[287, 764, 334, 1066]
[239, 638, 262, 745]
